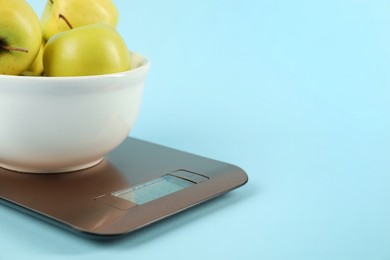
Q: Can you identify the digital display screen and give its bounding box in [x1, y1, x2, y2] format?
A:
[111, 175, 194, 205]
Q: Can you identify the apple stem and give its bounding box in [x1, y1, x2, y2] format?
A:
[0, 45, 28, 53]
[59, 14, 73, 29]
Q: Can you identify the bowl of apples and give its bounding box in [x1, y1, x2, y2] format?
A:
[0, 0, 150, 173]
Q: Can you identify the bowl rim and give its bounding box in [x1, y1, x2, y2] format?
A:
[0, 52, 150, 80]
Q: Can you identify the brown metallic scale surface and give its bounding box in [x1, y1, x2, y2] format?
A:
[0, 138, 248, 238]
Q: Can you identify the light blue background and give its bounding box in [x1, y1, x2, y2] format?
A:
[1, 0, 390, 259]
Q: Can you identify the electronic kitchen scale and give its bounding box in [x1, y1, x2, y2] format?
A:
[0, 138, 248, 238]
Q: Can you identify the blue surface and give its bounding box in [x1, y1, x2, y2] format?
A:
[2, 0, 390, 259]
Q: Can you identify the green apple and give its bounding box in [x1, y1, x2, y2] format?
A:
[43, 23, 131, 77]
[41, 0, 118, 41]
[22, 40, 45, 76]
[0, 0, 42, 75]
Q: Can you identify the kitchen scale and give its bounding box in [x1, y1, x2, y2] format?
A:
[0, 138, 248, 238]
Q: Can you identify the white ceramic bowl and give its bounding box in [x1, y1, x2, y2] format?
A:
[0, 52, 150, 173]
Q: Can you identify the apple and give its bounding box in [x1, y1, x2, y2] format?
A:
[41, 0, 118, 41]
[43, 23, 131, 77]
[22, 40, 45, 76]
[0, 0, 42, 75]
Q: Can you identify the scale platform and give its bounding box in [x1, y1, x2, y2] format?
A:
[0, 138, 248, 238]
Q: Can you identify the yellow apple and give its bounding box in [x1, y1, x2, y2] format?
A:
[41, 0, 118, 41]
[22, 40, 45, 76]
[43, 24, 131, 77]
[0, 0, 42, 75]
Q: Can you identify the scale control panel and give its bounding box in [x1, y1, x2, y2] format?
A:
[95, 170, 209, 210]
